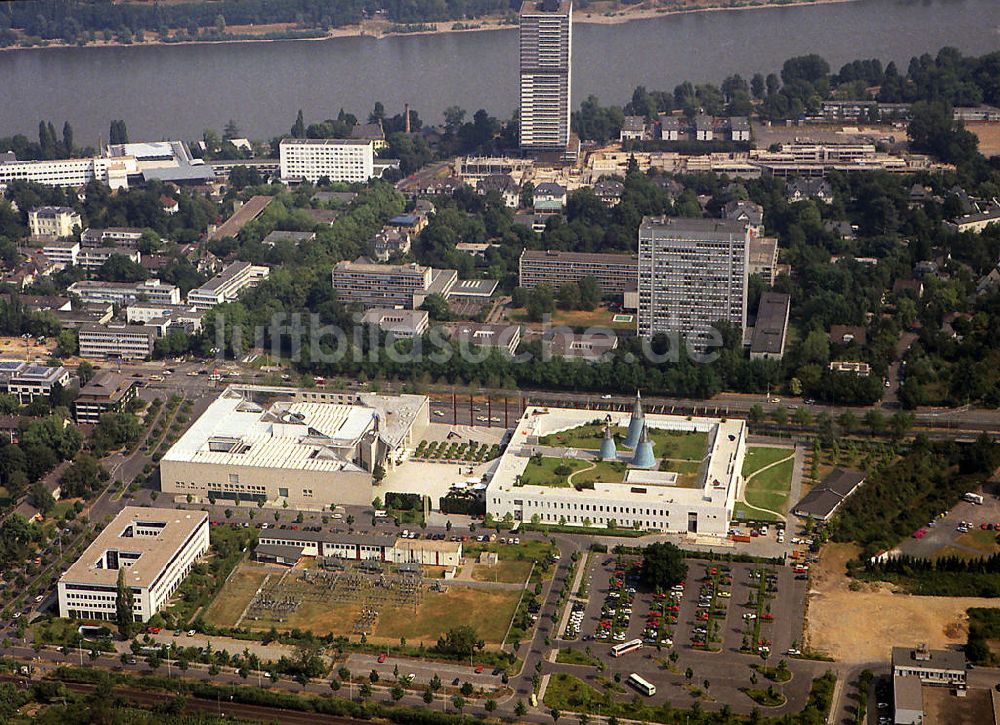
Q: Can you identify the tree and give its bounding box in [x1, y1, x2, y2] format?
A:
[291, 110, 306, 138]
[514, 700, 527, 717]
[452, 695, 465, 712]
[29, 483, 55, 515]
[116, 568, 134, 639]
[485, 698, 497, 713]
[62, 121, 74, 155]
[550, 708, 561, 722]
[436, 625, 481, 657]
[640, 542, 688, 590]
[423, 688, 434, 704]
[109, 119, 128, 145]
[223, 119, 240, 140]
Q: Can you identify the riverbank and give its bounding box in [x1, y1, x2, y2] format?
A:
[0, 0, 860, 53]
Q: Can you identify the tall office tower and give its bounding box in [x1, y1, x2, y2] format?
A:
[519, 0, 572, 152]
[637, 216, 750, 343]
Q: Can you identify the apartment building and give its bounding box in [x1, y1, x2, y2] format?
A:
[279, 138, 375, 183]
[519, 0, 573, 152]
[186, 261, 270, 310]
[637, 216, 750, 341]
[0, 154, 136, 191]
[29, 207, 81, 238]
[518, 249, 638, 294]
[74, 371, 139, 425]
[77, 247, 141, 271]
[68, 279, 181, 306]
[332, 260, 445, 309]
[78, 324, 157, 360]
[58, 507, 210, 623]
[40, 240, 80, 266]
[80, 227, 144, 249]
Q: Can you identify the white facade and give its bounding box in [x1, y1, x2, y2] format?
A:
[78, 324, 156, 360]
[58, 508, 209, 623]
[519, 0, 572, 151]
[68, 279, 181, 306]
[637, 216, 749, 342]
[186, 261, 270, 310]
[279, 139, 375, 183]
[77, 247, 141, 271]
[487, 407, 746, 537]
[0, 155, 135, 192]
[29, 207, 82, 238]
[41, 240, 80, 266]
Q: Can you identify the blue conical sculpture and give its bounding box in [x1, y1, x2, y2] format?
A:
[631, 422, 656, 469]
[624, 390, 644, 449]
[599, 422, 617, 461]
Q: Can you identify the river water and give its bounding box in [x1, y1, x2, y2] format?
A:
[1, 0, 999, 142]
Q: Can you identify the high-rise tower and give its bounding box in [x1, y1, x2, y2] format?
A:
[519, 0, 572, 153]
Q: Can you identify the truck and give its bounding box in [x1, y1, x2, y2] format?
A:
[964, 492, 984, 505]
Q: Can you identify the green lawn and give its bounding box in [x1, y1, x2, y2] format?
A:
[518, 457, 582, 486]
[742, 447, 794, 478]
[539, 424, 708, 461]
[555, 649, 601, 667]
[734, 503, 782, 522]
[744, 458, 795, 515]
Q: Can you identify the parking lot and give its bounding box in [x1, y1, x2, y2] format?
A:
[550, 552, 818, 715]
[897, 484, 1000, 559]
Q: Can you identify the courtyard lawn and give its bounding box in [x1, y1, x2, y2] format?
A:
[518, 456, 584, 486]
[742, 447, 794, 478]
[202, 566, 270, 629]
[539, 424, 708, 462]
[744, 458, 795, 515]
[570, 460, 628, 485]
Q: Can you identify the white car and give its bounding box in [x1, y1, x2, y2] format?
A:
[433, 411, 445, 417]
[601, 394, 612, 399]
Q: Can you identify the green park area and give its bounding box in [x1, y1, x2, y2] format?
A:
[516, 456, 627, 487]
[539, 424, 708, 461]
[736, 447, 795, 521]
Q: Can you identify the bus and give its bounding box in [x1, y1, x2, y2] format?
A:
[627, 673, 656, 696]
[610, 638, 643, 657]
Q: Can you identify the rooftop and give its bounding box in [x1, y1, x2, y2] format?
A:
[520, 249, 639, 265]
[77, 371, 136, 403]
[892, 646, 966, 673]
[750, 292, 790, 356]
[640, 216, 749, 241]
[60, 507, 208, 588]
[280, 138, 374, 147]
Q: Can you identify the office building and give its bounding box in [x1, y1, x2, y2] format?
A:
[486, 403, 746, 536]
[160, 386, 429, 508]
[28, 207, 81, 238]
[332, 260, 456, 309]
[637, 216, 749, 341]
[78, 324, 157, 360]
[68, 279, 181, 306]
[0, 154, 135, 192]
[104, 140, 215, 185]
[891, 645, 966, 686]
[892, 675, 923, 725]
[443, 323, 522, 356]
[80, 228, 144, 249]
[519, 249, 638, 294]
[360, 309, 430, 338]
[748, 237, 779, 285]
[279, 138, 375, 183]
[749, 292, 791, 361]
[0, 360, 71, 402]
[519, 0, 573, 152]
[254, 531, 462, 567]
[74, 372, 139, 425]
[58, 507, 210, 622]
[187, 261, 270, 310]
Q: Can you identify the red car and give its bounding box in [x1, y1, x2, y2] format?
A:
[145, 626, 161, 634]
[475, 665, 484, 674]
[377, 653, 387, 663]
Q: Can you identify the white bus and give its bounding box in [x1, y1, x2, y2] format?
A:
[610, 638, 643, 657]
[627, 673, 656, 696]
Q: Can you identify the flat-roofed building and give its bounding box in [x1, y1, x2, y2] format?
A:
[332, 260, 434, 309]
[208, 195, 274, 241]
[749, 292, 790, 361]
[544, 330, 618, 360]
[29, 207, 81, 238]
[360, 309, 430, 339]
[58, 507, 209, 622]
[40, 240, 80, 266]
[891, 645, 966, 686]
[519, 0, 573, 153]
[254, 530, 462, 567]
[104, 140, 215, 185]
[0, 154, 135, 192]
[78, 324, 156, 360]
[160, 386, 429, 508]
[68, 279, 181, 306]
[74, 371, 139, 425]
[443, 322, 521, 356]
[637, 216, 749, 341]
[829, 360, 871, 376]
[519, 249, 638, 294]
[187, 261, 270, 310]
[0, 360, 71, 402]
[279, 138, 375, 183]
[77, 246, 141, 271]
[892, 675, 923, 725]
[81, 228, 144, 249]
[748, 236, 779, 284]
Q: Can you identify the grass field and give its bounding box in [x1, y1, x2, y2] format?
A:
[742, 447, 793, 478]
[955, 528, 1000, 555]
[518, 457, 582, 486]
[555, 649, 601, 667]
[202, 566, 270, 629]
[470, 559, 533, 583]
[464, 539, 556, 563]
[508, 306, 633, 330]
[744, 458, 795, 515]
[539, 424, 708, 461]
[733, 502, 782, 523]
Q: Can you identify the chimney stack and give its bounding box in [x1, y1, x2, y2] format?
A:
[404, 103, 411, 134]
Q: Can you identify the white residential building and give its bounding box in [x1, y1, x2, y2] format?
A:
[637, 216, 750, 342]
[77, 247, 141, 271]
[186, 261, 270, 310]
[81, 228, 144, 249]
[0, 154, 136, 192]
[29, 207, 81, 238]
[40, 240, 80, 266]
[58, 507, 210, 623]
[279, 138, 375, 183]
[519, 0, 573, 152]
[68, 279, 182, 306]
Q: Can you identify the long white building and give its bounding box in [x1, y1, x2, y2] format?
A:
[78, 324, 157, 360]
[486, 403, 747, 537]
[279, 138, 375, 183]
[519, 0, 573, 152]
[637, 216, 750, 342]
[67, 279, 181, 306]
[0, 153, 136, 191]
[187, 261, 269, 310]
[58, 507, 210, 623]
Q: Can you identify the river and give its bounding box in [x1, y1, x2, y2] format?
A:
[1, 0, 999, 142]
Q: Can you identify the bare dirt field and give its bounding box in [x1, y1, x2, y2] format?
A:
[923, 683, 993, 725]
[0, 336, 56, 360]
[968, 123, 1000, 157]
[806, 543, 999, 665]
